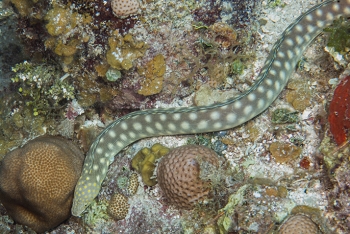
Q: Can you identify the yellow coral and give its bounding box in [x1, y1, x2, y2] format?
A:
[45, 6, 71, 37]
[44, 4, 92, 66]
[137, 54, 166, 96]
[106, 31, 147, 70]
[131, 143, 169, 186]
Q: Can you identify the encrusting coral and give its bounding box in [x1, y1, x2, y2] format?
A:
[106, 32, 148, 71]
[156, 145, 219, 209]
[0, 136, 84, 233]
[137, 54, 166, 96]
[269, 142, 302, 164]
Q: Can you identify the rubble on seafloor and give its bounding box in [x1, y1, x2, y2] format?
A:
[0, 0, 349, 233]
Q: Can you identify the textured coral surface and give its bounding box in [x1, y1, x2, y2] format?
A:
[279, 215, 319, 234]
[107, 193, 130, 220]
[0, 136, 84, 233]
[157, 145, 219, 209]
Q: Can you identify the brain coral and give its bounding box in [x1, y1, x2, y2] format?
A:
[0, 136, 84, 233]
[156, 145, 219, 209]
[279, 215, 319, 234]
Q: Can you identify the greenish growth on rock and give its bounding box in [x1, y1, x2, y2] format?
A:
[269, 0, 286, 8]
[106, 68, 122, 82]
[0, 95, 53, 158]
[11, 61, 74, 116]
[230, 59, 245, 75]
[324, 17, 350, 54]
[271, 109, 299, 124]
[187, 134, 212, 147]
[82, 200, 109, 228]
[131, 143, 170, 186]
[116, 176, 128, 190]
[217, 185, 251, 233]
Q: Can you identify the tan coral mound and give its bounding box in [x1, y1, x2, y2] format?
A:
[0, 136, 84, 233]
[156, 145, 219, 209]
[279, 215, 319, 234]
[111, 0, 140, 18]
[108, 193, 130, 220]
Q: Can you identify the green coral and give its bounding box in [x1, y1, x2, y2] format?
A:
[324, 17, 350, 54]
[106, 68, 122, 82]
[230, 59, 245, 75]
[11, 61, 75, 116]
[271, 109, 299, 124]
[131, 143, 170, 186]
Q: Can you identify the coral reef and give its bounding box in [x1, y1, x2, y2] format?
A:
[131, 143, 169, 186]
[107, 193, 130, 220]
[11, 61, 75, 116]
[328, 76, 350, 146]
[111, 0, 140, 18]
[156, 145, 219, 209]
[0, 136, 84, 233]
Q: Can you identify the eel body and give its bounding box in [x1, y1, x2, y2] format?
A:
[72, 0, 350, 216]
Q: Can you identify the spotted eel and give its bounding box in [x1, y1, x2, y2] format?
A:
[72, 0, 350, 216]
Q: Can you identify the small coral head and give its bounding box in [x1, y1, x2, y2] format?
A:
[111, 0, 140, 18]
[328, 76, 350, 145]
[157, 145, 219, 209]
